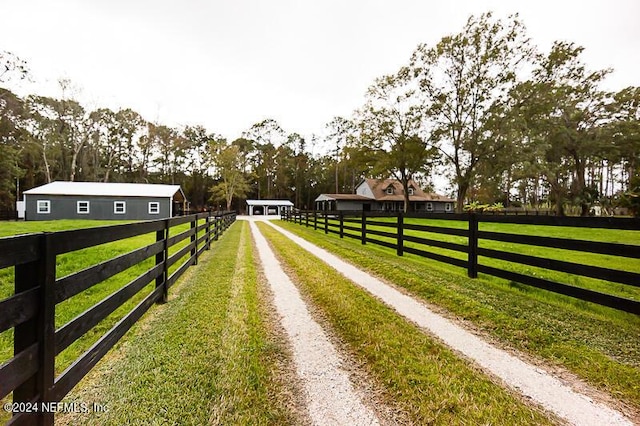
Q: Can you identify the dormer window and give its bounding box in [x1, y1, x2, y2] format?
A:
[408, 188, 414, 195]
[386, 187, 394, 195]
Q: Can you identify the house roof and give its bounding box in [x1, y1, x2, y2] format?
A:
[23, 181, 186, 201]
[362, 178, 454, 202]
[246, 199, 294, 206]
[315, 194, 373, 202]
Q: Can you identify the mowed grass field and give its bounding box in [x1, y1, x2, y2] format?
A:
[58, 221, 298, 425]
[276, 219, 640, 413]
[0, 219, 200, 424]
[2, 217, 639, 423]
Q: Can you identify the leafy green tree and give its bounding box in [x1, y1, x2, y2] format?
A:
[324, 116, 355, 193]
[252, 142, 278, 199]
[183, 125, 219, 209]
[209, 142, 250, 210]
[87, 108, 121, 182]
[148, 123, 190, 184]
[515, 42, 611, 215]
[410, 13, 532, 212]
[114, 109, 147, 180]
[0, 88, 26, 208]
[607, 87, 640, 192]
[243, 119, 286, 199]
[619, 171, 640, 216]
[284, 132, 310, 208]
[24, 95, 62, 183]
[57, 79, 89, 182]
[354, 70, 437, 212]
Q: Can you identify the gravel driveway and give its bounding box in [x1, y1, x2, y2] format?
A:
[247, 217, 633, 426]
[250, 220, 380, 425]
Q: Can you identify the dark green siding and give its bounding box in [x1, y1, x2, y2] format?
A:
[25, 195, 172, 221]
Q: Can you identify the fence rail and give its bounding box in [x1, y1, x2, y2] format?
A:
[282, 210, 640, 315]
[0, 211, 236, 425]
[0, 211, 17, 221]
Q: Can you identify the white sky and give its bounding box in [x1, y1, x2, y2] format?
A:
[2, 0, 639, 151]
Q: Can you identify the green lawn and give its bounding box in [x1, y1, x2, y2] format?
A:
[0, 219, 134, 238]
[58, 221, 297, 425]
[0, 218, 208, 424]
[276, 219, 640, 412]
[320, 215, 640, 304]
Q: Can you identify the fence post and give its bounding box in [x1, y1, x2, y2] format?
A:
[397, 211, 404, 256]
[190, 216, 197, 265]
[214, 216, 220, 241]
[324, 211, 328, 234]
[468, 213, 478, 278]
[339, 212, 344, 238]
[156, 219, 169, 303]
[205, 211, 211, 250]
[13, 233, 56, 426]
[314, 210, 318, 230]
[361, 210, 367, 245]
[12, 260, 38, 423]
[305, 211, 309, 227]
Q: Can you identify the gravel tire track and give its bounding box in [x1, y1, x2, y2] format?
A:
[249, 220, 380, 426]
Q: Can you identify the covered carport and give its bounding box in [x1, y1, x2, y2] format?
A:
[246, 199, 294, 216]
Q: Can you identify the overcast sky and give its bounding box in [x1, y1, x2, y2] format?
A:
[2, 0, 639, 152]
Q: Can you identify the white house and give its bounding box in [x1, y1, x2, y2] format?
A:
[245, 199, 294, 216]
[315, 178, 454, 213]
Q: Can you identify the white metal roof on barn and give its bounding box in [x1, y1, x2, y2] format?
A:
[23, 181, 185, 200]
[246, 199, 294, 206]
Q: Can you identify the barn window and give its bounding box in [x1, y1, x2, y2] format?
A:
[37, 200, 50, 214]
[445, 203, 452, 212]
[408, 188, 414, 195]
[77, 201, 90, 214]
[386, 187, 394, 194]
[114, 201, 126, 214]
[426, 202, 433, 212]
[148, 202, 160, 214]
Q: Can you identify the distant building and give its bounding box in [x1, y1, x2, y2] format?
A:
[23, 181, 187, 221]
[315, 178, 454, 212]
[246, 199, 294, 216]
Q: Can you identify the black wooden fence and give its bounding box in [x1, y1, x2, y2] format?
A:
[0, 211, 17, 221]
[0, 211, 236, 425]
[282, 210, 640, 315]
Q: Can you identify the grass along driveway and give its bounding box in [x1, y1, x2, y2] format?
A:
[58, 221, 299, 425]
[258, 222, 558, 425]
[275, 219, 640, 416]
[0, 219, 199, 381]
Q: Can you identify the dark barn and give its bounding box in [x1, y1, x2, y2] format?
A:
[23, 181, 187, 221]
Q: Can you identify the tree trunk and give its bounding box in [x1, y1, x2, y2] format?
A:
[42, 147, 52, 183]
[455, 180, 469, 213]
[575, 157, 589, 216]
[550, 179, 565, 216]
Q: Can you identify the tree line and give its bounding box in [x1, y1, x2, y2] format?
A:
[344, 13, 639, 215]
[1, 12, 639, 216]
